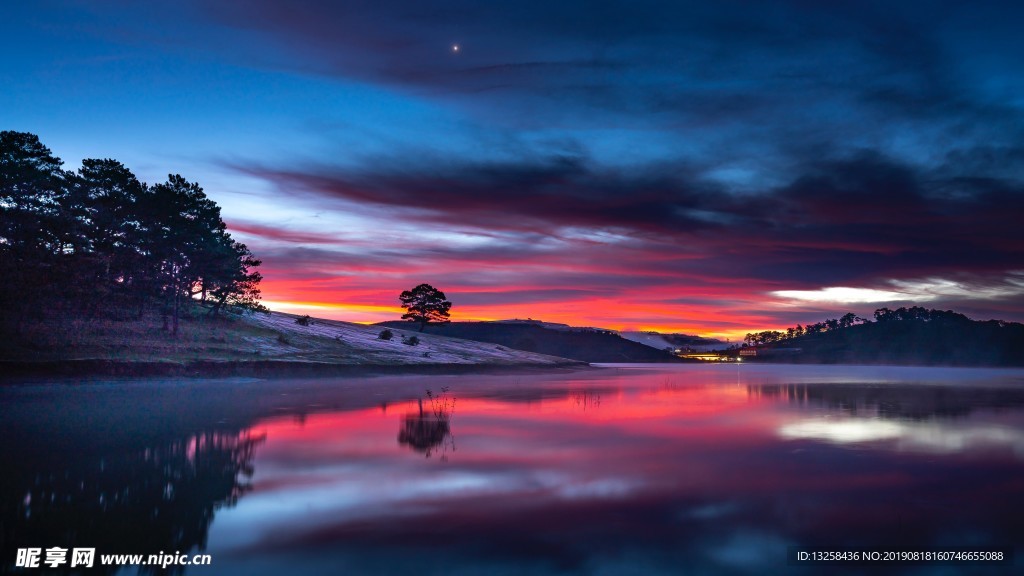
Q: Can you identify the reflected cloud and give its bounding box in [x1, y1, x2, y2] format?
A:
[779, 417, 1024, 455]
[766, 380, 1024, 454]
[779, 418, 903, 443]
[683, 501, 742, 521]
[552, 478, 641, 501]
[708, 531, 791, 570]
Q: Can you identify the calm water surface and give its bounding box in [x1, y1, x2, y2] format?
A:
[3, 364, 1024, 575]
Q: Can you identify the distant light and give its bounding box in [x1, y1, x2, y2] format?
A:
[452, 44, 460, 53]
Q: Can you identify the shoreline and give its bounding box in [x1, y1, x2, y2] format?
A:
[0, 358, 592, 384]
[6, 357, 1019, 386]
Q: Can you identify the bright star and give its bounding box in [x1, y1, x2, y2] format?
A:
[452, 44, 460, 53]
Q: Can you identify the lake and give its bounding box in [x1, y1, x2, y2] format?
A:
[3, 364, 1023, 575]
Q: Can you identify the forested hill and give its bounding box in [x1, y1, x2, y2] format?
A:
[749, 307, 1024, 366]
[1, 131, 262, 336]
[378, 321, 678, 363]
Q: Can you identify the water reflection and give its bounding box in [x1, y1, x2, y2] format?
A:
[570, 390, 602, 411]
[0, 428, 263, 575]
[750, 382, 1024, 419]
[751, 382, 1024, 454]
[2, 366, 1023, 575]
[398, 388, 456, 459]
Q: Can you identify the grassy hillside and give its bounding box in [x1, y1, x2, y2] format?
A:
[1, 310, 579, 374]
[751, 316, 1024, 366]
[379, 321, 679, 363]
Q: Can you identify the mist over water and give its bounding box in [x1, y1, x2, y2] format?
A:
[3, 364, 1023, 575]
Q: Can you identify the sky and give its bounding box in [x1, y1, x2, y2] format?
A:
[3, 0, 1024, 338]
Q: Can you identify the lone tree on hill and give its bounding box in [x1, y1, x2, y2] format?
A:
[399, 283, 452, 332]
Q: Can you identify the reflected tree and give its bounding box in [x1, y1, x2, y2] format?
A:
[398, 387, 456, 459]
[1, 429, 265, 575]
[571, 390, 602, 411]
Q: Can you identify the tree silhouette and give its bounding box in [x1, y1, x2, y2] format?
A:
[147, 175, 223, 334]
[0, 131, 71, 329]
[399, 283, 452, 332]
[0, 131, 68, 253]
[67, 159, 149, 315]
[197, 237, 265, 317]
[838, 312, 857, 328]
[0, 132, 265, 335]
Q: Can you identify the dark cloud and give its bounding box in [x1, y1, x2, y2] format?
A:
[239, 155, 724, 235]
[197, 1, 1024, 144]
[241, 150, 1024, 289]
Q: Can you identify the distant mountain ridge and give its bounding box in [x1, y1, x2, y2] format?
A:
[619, 331, 726, 352]
[377, 320, 678, 363]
